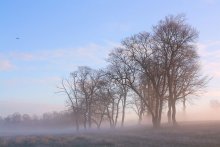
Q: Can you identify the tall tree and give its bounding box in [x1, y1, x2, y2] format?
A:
[58, 73, 82, 131]
[106, 64, 129, 127]
[152, 15, 208, 125]
[108, 32, 168, 128]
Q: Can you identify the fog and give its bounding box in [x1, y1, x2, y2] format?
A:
[0, 107, 220, 137]
[0, 103, 220, 147]
[1, 3, 220, 145]
[0, 116, 220, 147]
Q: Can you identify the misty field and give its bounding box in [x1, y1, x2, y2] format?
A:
[0, 121, 220, 147]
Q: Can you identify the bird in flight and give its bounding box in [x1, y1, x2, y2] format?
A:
[16, 37, 20, 40]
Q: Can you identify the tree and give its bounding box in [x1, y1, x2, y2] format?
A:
[152, 15, 208, 125]
[107, 15, 208, 128]
[130, 93, 146, 124]
[96, 72, 124, 128]
[59, 66, 106, 130]
[106, 64, 129, 127]
[108, 32, 168, 128]
[59, 14, 209, 129]
[58, 71, 82, 131]
[11, 112, 22, 124]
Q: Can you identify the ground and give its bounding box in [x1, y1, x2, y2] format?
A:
[1, 121, 220, 147]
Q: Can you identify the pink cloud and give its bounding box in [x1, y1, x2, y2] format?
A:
[197, 41, 220, 78]
[11, 52, 34, 61]
[210, 99, 220, 109]
[0, 59, 14, 71]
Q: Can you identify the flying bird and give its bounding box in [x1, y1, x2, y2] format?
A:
[16, 37, 20, 40]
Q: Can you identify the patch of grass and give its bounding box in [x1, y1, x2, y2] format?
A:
[1, 122, 220, 147]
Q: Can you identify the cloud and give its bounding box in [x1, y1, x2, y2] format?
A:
[10, 43, 113, 62]
[202, 0, 216, 5]
[197, 40, 220, 78]
[210, 99, 220, 109]
[197, 41, 220, 58]
[73, 43, 113, 64]
[9, 50, 65, 61]
[1, 42, 117, 98]
[5, 42, 115, 73]
[10, 52, 34, 61]
[0, 59, 14, 71]
[203, 89, 220, 98]
[4, 76, 61, 87]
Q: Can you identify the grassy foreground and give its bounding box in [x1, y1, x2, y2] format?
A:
[1, 121, 220, 147]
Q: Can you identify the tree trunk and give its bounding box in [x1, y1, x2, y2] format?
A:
[167, 100, 172, 124]
[167, 74, 174, 124]
[183, 96, 186, 113]
[158, 99, 163, 124]
[152, 116, 160, 128]
[83, 113, 87, 129]
[114, 98, 121, 128]
[97, 109, 106, 129]
[88, 102, 92, 128]
[88, 112, 92, 128]
[121, 94, 127, 127]
[75, 111, 79, 131]
[171, 101, 177, 126]
[138, 114, 142, 125]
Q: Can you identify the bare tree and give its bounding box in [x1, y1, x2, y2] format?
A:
[59, 66, 109, 130]
[108, 32, 168, 128]
[152, 15, 208, 125]
[130, 93, 146, 124]
[98, 73, 124, 128]
[58, 74, 81, 131]
[108, 15, 208, 127]
[106, 64, 129, 127]
[58, 14, 209, 129]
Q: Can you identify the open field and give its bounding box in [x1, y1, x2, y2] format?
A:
[1, 121, 220, 147]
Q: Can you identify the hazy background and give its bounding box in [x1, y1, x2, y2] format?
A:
[0, 0, 220, 121]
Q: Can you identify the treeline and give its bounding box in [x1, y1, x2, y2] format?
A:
[59, 15, 208, 129]
[0, 111, 74, 128]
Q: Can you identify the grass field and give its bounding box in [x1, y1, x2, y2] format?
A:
[1, 121, 220, 147]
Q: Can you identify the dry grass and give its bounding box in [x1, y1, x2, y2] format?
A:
[1, 121, 220, 147]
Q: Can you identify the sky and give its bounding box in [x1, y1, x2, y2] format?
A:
[0, 0, 220, 119]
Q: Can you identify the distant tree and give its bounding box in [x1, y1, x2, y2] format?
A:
[22, 114, 31, 125]
[22, 114, 31, 121]
[11, 112, 22, 124]
[0, 116, 3, 125]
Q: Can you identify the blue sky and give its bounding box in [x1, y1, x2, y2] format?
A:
[1, 0, 220, 119]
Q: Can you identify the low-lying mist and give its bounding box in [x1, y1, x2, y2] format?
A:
[1, 120, 220, 147]
[1, 107, 220, 137]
